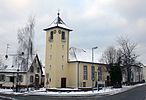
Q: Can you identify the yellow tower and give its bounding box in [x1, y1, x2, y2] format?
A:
[44, 13, 72, 88]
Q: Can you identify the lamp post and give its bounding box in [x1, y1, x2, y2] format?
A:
[92, 46, 98, 92]
[16, 63, 20, 92]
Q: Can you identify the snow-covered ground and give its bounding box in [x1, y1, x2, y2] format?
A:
[0, 83, 145, 97]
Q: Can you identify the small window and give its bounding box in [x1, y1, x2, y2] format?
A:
[61, 31, 65, 40]
[18, 75, 23, 82]
[50, 31, 53, 40]
[83, 82, 86, 87]
[62, 65, 64, 70]
[30, 66, 34, 73]
[50, 44, 52, 49]
[49, 65, 51, 69]
[62, 55, 64, 60]
[37, 67, 40, 73]
[30, 75, 34, 83]
[9, 76, 14, 82]
[0, 75, 5, 82]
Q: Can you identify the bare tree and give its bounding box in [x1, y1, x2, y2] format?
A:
[117, 37, 140, 84]
[101, 46, 123, 87]
[101, 46, 117, 65]
[101, 46, 118, 72]
[17, 16, 35, 71]
[101, 36, 142, 86]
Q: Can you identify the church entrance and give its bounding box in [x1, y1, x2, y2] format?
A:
[61, 78, 66, 88]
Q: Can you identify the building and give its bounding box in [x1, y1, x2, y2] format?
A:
[143, 65, 146, 81]
[44, 13, 109, 88]
[121, 65, 143, 84]
[0, 54, 45, 89]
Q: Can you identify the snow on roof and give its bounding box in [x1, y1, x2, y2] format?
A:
[0, 54, 36, 73]
[69, 47, 100, 63]
[0, 55, 19, 72]
[44, 13, 72, 31]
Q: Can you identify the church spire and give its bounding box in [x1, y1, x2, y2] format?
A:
[57, 10, 60, 17]
[44, 12, 72, 31]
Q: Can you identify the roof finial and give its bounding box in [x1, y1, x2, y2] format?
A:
[57, 9, 60, 17]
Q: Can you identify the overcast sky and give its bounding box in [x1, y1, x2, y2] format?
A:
[0, 0, 146, 65]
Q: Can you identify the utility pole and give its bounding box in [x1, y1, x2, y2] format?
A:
[5, 44, 10, 59]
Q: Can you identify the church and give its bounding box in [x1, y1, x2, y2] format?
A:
[44, 13, 109, 88]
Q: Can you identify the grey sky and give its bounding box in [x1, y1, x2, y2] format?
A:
[0, 0, 146, 64]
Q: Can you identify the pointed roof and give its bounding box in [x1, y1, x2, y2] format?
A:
[44, 12, 72, 31]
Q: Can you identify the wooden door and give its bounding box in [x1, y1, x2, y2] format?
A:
[35, 74, 39, 89]
[61, 78, 66, 88]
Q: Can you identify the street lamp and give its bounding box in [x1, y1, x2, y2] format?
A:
[92, 46, 98, 92]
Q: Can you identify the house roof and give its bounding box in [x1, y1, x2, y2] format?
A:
[35, 54, 45, 75]
[44, 13, 72, 31]
[0, 54, 44, 74]
[0, 55, 21, 73]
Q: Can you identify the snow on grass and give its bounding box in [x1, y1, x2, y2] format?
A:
[0, 83, 145, 97]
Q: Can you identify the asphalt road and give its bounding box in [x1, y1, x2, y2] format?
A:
[97, 84, 146, 100]
[0, 85, 146, 100]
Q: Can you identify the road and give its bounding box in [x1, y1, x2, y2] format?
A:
[0, 85, 146, 100]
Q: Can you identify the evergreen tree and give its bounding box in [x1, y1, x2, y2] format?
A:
[110, 64, 122, 88]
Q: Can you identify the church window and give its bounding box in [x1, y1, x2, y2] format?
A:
[50, 31, 53, 40]
[61, 31, 65, 40]
[98, 66, 102, 81]
[83, 65, 88, 80]
[91, 66, 95, 80]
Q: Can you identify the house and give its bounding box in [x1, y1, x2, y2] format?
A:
[0, 54, 45, 89]
[121, 65, 144, 84]
[44, 13, 109, 88]
[143, 65, 146, 81]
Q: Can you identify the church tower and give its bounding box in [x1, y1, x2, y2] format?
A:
[44, 13, 72, 88]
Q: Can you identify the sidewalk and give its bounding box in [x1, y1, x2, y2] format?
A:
[0, 83, 145, 97]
